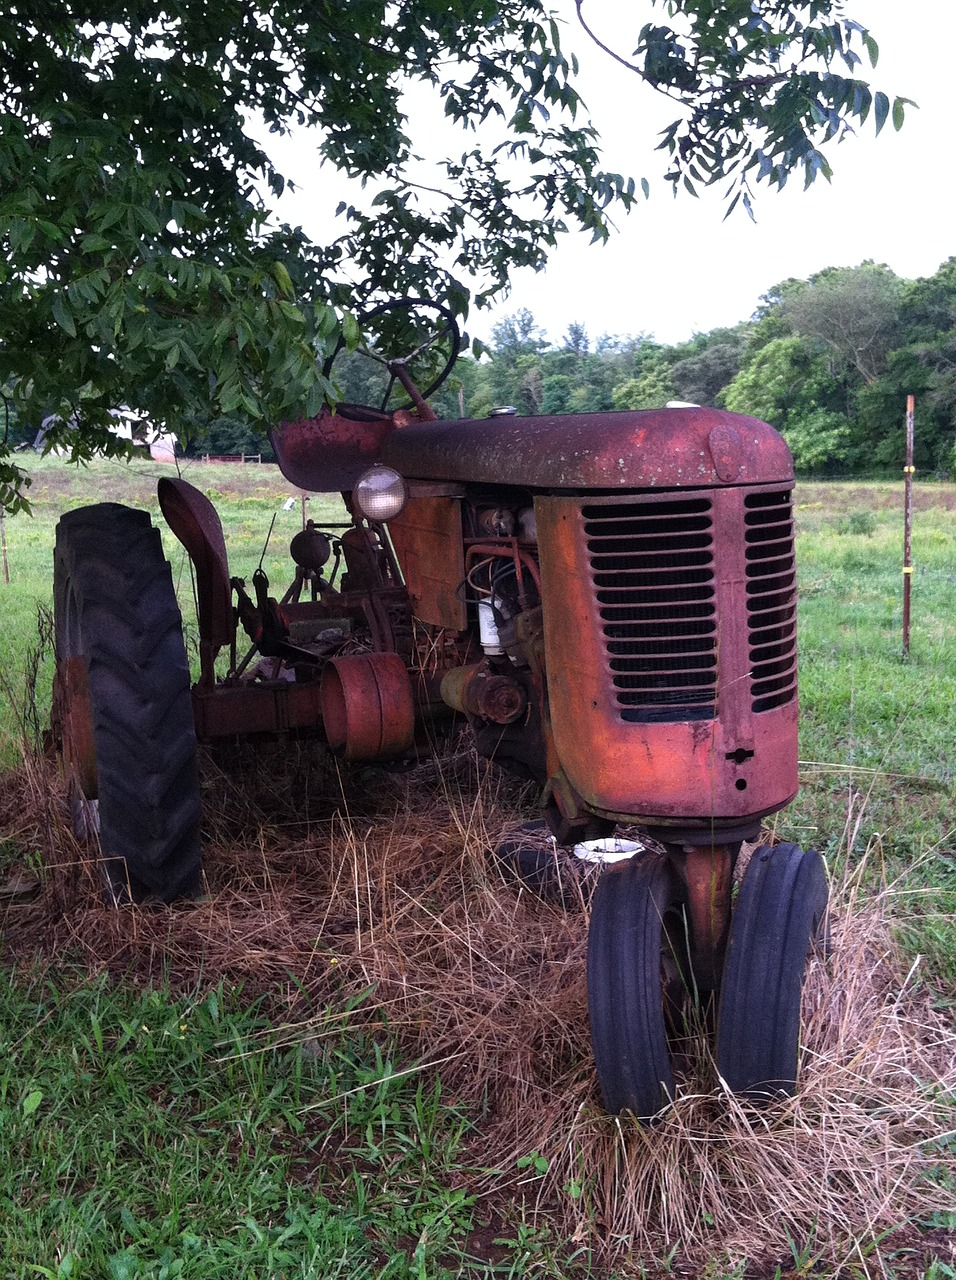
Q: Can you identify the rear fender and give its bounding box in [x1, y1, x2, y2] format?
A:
[158, 478, 233, 657]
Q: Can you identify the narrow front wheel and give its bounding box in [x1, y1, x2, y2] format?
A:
[715, 843, 828, 1099]
[587, 853, 692, 1119]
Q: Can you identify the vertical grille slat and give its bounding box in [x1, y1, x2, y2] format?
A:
[583, 499, 717, 723]
[745, 489, 797, 713]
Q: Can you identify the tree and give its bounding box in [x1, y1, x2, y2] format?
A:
[720, 335, 852, 470]
[0, 0, 908, 510]
[189, 416, 276, 461]
[476, 309, 549, 414]
[856, 341, 956, 473]
[669, 338, 746, 407]
[720, 336, 810, 424]
[781, 263, 905, 384]
[612, 344, 677, 411]
[562, 323, 590, 358]
[899, 258, 956, 343]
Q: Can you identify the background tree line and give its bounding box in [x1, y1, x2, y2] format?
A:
[438, 256, 956, 476]
[6, 255, 953, 475]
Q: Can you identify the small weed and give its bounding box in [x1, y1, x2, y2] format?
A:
[836, 509, 878, 536]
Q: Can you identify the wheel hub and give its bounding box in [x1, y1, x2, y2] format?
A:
[53, 656, 98, 799]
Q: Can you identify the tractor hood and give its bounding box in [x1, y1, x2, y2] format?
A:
[381, 407, 792, 490]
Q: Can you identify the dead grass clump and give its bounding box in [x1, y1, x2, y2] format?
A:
[1, 747, 954, 1275]
[547, 898, 956, 1274]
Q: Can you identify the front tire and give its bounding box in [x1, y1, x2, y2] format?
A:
[53, 504, 201, 902]
[587, 853, 692, 1119]
[715, 843, 828, 1099]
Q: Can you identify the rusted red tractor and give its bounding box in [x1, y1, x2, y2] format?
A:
[51, 301, 827, 1118]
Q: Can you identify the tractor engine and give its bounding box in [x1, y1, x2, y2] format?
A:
[377, 405, 798, 849]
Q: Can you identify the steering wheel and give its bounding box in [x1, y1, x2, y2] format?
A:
[322, 298, 461, 416]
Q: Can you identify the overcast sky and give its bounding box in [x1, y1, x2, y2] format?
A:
[267, 0, 954, 348]
[477, 0, 954, 346]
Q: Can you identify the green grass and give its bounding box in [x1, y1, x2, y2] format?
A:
[789, 484, 956, 1001]
[0, 969, 584, 1279]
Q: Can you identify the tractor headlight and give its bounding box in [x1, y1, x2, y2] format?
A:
[354, 465, 408, 522]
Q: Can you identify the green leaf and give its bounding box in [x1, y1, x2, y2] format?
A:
[51, 295, 76, 337]
[342, 311, 361, 349]
[874, 91, 890, 134]
[22, 1088, 43, 1117]
[272, 261, 295, 298]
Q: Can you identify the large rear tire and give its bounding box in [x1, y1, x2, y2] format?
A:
[715, 843, 828, 1099]
[53, 504, 201, 903]
[587, 853, 691, 1119]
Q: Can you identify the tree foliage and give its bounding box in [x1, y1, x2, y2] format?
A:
[576, 0, 911, 215]
[0, 0, 907, 509]
[780, 263, 904, 383]
[669, 340, 743, 406]
[460, 254, 956, 475]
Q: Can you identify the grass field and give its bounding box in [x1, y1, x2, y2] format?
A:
[0, 455, 954, 1279]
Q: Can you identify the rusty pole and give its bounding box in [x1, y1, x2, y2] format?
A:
[902, 393, 915, 656]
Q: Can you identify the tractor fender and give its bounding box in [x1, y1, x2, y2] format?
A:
[158, 477, 233, 652]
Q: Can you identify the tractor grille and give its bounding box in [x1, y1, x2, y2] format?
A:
[744, 489, 797, 713]
[583, 498, 717, 723]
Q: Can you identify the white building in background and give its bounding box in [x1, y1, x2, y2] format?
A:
[36, 408, 179, 462]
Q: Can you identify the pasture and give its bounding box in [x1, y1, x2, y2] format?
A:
[0, 455, 953, 1279]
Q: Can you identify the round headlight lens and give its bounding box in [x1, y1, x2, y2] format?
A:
[354, 465, 408, 522]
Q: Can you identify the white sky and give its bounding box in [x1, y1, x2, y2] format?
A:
[267, 0, 954, 348]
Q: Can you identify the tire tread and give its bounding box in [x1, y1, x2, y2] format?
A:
[54, 504, 201, 900]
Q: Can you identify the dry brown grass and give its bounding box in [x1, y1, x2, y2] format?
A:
[1, 740, 954, 1278]
[795, 481, 956, 515]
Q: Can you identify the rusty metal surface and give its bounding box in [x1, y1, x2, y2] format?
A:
[270, 406, 396, 493]
[320, 652, 415, 760]
[386, 496, 467, 629]
[439, 663, 527, 724]
[381, 407, 793, 491]
[533, 489, 798, 828]
[158, 478, 233, 664]
[191, 679, 324, 738]
[682, 844, 734, 992]
[53, 656, 98, 798]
